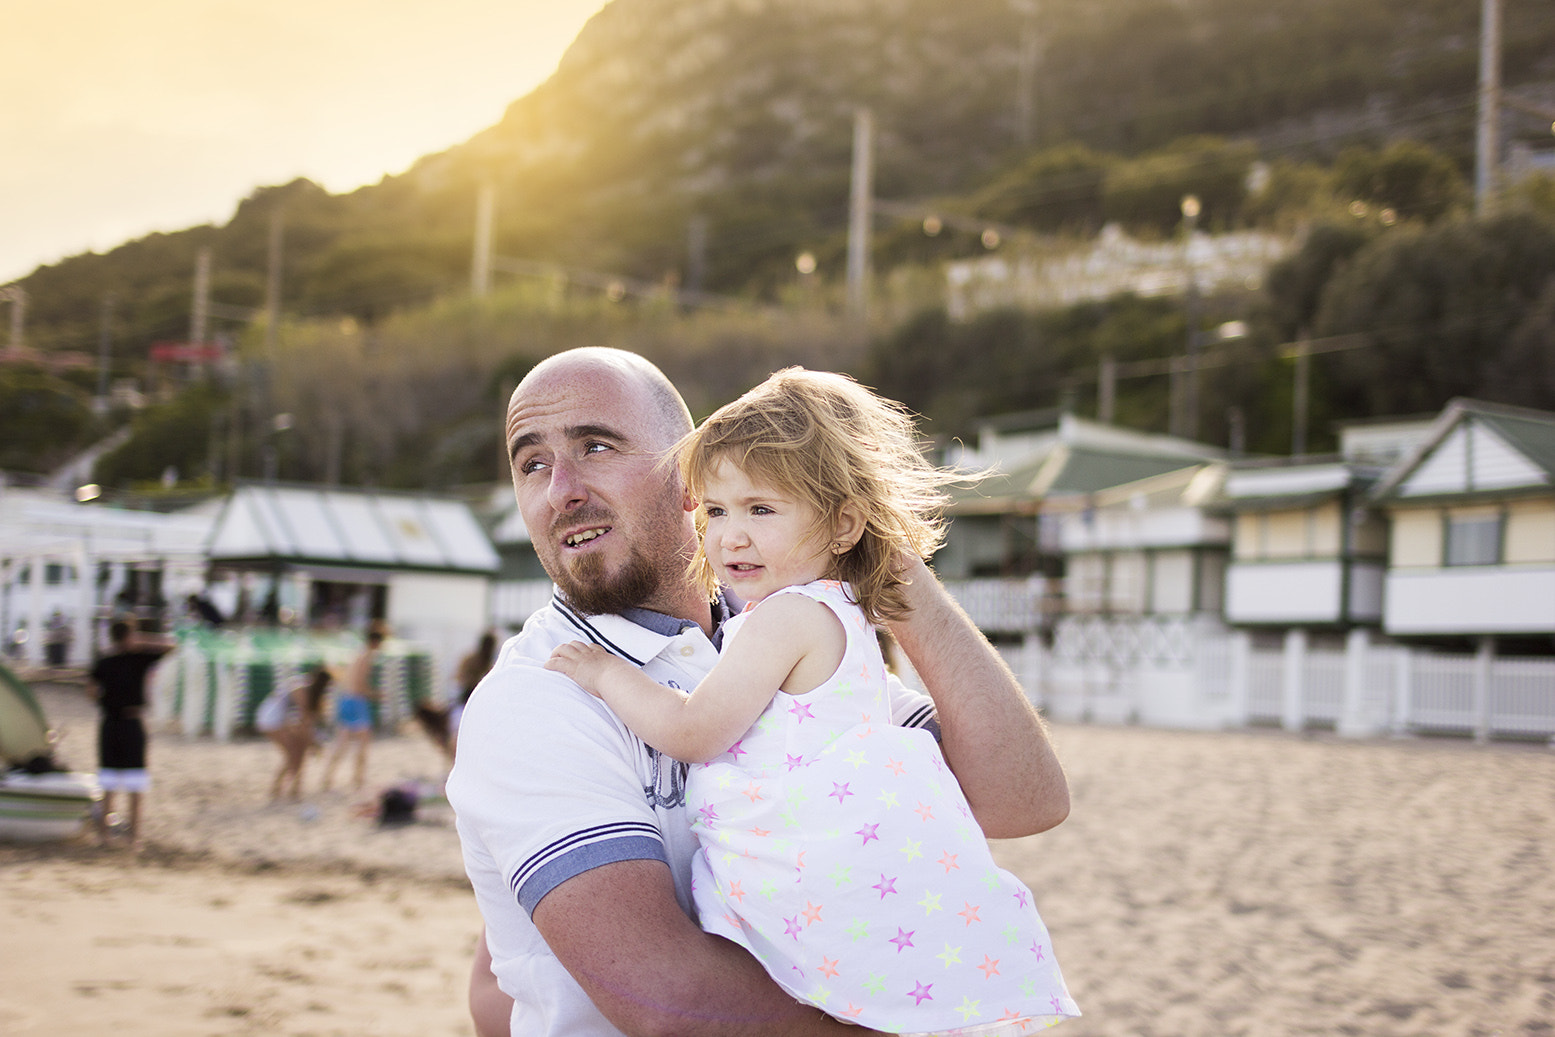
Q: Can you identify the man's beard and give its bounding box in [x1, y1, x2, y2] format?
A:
[554, 545, 662, 616]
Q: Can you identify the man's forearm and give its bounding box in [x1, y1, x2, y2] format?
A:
[535, 860, 878, 1037]
[887, 558, 1069, 838]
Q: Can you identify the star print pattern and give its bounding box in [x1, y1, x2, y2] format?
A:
[685, 580, 1079, 1034]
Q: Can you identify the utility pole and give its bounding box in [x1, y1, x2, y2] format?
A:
[1, 284, 25, 350]
[1097, 355, 1116, 424]
[1015, 2, 1041, 149]
[472, 181, 496, 298]
[264, 206, 284, 365]
[190, 246, 212, 382]
[846, 107, 874, 321]
[1291, 336, 1311, 456]
[95, 294, 115, 411]
[1475, 0, 1502, 215]
[686, 214, 709, 297]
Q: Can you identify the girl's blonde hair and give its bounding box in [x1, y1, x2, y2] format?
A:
[679, 368, 955, 622]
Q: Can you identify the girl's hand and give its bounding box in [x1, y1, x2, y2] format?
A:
[545, 641, 616, 696]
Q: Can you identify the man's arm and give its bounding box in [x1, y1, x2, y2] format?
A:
[884, 555, 1069, 839]
[533, 860, 877, 1037]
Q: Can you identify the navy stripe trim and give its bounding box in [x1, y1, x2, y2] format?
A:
[903, 703, 941, 741]
[515, 835, 669, 916]
[512, 820, 662, 893]
[552, 597, 648, 667]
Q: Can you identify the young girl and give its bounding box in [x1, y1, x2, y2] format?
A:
[547, 368, 1079, 1035]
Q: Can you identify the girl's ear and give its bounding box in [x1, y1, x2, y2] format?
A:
[830, 504, 865, 554]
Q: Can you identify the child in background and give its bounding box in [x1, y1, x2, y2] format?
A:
[547, 368, 1078, 1035]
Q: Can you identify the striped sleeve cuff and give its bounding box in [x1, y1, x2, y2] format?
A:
[513, 822, 668, 915]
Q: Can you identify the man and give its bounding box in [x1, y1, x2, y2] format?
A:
[448, 348, 1069, 1036]
[322, 623, 384, 792]
[89, 618, 173, 848]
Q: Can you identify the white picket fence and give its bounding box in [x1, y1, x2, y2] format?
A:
[1027, 618, 1555, 743]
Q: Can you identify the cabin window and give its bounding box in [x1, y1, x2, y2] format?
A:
[1443, 512, 1502, 566]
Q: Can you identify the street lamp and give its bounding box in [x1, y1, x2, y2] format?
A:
[1178, 194, 1202, 440]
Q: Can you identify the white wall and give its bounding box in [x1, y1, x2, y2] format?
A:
[387, 572, 491, 696]
[1384, 567, 1555, 635]
[1225, 562, 1343, 624]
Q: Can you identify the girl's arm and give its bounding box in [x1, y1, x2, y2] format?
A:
[546, 594, 843, 763]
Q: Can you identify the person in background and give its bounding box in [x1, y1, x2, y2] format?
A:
[322, 624, 385, 792]
[89, 618, 174, 848]
[256, 665, 332, 801]
[44, 609, 72, 666]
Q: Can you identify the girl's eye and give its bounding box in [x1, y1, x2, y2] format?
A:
[751, 505, 773, 516]
[704, 506, 726, 518]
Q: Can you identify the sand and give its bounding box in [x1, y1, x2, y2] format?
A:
[3, 677, 1553, 1037]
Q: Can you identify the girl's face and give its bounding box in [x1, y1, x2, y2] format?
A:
[698, 457, 834, 605]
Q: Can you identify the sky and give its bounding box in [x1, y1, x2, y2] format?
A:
[0, 0, 611, 285]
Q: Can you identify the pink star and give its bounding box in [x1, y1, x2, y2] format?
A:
[914, 802, 935, 822]
[789, 701, 815, 722]
[742, 781, 764, 803]
[872, 874, 898, 899]
[938, 851, 960, 873]
[888, 927, 916, 953]
[817, 956, 840, 979]
[748, 825, 771, 837]
[842, 1004, 865, 1019]
[856, 822, 880, 846]
[728, 881, 746, 902]
[725, 738, 747, 760]
[885, 758, 906, 776]
[907, 980, 934, 1005]
[829, 781, 855, 804]
[785, 754, 807, 771]
[1050, 996, 1064, 1013]
[1013, 888, 1029, 909]
[697, 801, 719, 823]
[1030, 941, 1045, 961]
[977, 955, 1001, 978]
[958, 902, 982, 926]
[784, 915, 803, 940]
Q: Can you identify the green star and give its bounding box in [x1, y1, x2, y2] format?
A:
[845, 918, 870, 942]
[936, 943, 963, 968]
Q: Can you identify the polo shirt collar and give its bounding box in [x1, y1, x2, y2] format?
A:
[550, 589, 739, 663]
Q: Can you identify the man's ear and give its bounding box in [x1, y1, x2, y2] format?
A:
[831, 505, 865, 553]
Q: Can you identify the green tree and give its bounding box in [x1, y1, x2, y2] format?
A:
[94, 384, 228, 488]
[1315, 211, 1555, 416]
[1102, 136, 1258, 235]
[0, 369, 98, 474]
[1333, 141, 1469, 223]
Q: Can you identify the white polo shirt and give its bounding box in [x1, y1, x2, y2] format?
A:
[447, 592, 938, 1037]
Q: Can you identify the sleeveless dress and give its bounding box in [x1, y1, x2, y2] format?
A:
[688, 580, 1079, 1035]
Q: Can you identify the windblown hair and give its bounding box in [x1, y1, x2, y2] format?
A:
[679, 368, 956, 623]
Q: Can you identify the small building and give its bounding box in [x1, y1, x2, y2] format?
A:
[204, 483, 500, 671]
[1369, 399, 1555, 649]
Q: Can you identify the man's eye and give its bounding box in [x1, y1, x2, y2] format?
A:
[584, 442, 612, 455]
[517, 458, 549, 475]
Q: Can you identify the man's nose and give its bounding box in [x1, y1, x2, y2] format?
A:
[546, 461, 589, 512]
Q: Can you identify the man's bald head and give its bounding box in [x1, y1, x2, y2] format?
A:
[515, 348, 693, 450]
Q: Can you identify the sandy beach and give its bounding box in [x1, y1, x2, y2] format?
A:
[3, 676, 1553, 1037]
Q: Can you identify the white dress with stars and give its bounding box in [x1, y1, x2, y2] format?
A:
[687, 580, 1079, 1035]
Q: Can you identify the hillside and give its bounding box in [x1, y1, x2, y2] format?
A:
[15, 0, 1555, 358]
